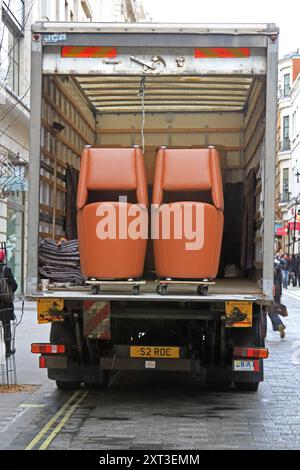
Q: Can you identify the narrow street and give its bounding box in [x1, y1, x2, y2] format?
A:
[0, 291, 300, 450]
[0, 0, 299, 461]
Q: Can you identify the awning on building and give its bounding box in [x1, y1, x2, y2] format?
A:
[276, 226, 288, 236]
[289, 222, 300, 231]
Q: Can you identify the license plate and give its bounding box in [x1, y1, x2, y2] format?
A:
[233, 360, 260, 372]
[130, 346, 180, 359]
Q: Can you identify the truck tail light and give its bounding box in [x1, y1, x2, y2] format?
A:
[233, 347, 269, 359]
[31, 343, 66, 354]
[39, 356, 46, 368]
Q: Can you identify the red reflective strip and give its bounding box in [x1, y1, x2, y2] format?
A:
[254, 360, 260, 372]
[39, 356, 46, 368]
[233, 347, 268, 359]
[194, 47, 250, 58]
[61, 46, 117, 58]
[194, 48, 217, 58]
[215, 47, 233, 58]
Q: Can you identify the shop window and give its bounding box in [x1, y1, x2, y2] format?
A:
[7, 191, 25, 294]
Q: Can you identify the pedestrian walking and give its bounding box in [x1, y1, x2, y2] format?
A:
[290, 254, 297, 286]
[0, 248, 18, 357]
[281, 254, 290, 289]
[268, 259, 287, 339]
[296, 255, 300, 287]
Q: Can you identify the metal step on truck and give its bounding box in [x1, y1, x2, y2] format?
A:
[28, 22, 278, 392]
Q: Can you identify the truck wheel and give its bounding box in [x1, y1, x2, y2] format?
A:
[56, 380, 81, 391]
[50, 320, 75, 346]
[85, 371, 110, 390]
[85, 382, 105, 390]
[206, 380, 231, 391]
[234, 381, 259, 392]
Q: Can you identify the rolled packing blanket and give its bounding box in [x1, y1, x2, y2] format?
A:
[39, 238, 85, 285]
[39, 265, 85, 285]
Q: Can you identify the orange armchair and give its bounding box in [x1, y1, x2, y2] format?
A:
[77, 146, 148, 279]
[152, 146, 224, 279]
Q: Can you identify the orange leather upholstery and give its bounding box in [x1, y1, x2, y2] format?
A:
[77, 147, 148, 279]
[152, 147, 224, 279]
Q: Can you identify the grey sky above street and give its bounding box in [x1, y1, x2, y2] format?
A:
[143, 0, 299, 57]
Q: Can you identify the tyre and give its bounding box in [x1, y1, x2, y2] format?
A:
[50, 321, 76, 345]
[228, 307, 265, 348]
[56, 380, 81, 391]
[50, 320, 78, 362]
[206, 380, 231, 391]
[85, 382, 105, 390]
[50, 322, 81, 386]
[234, 381, 259, 392]
[85, 371, 110, 390]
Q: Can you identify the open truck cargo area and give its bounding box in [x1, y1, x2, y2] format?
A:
[28, 23, 278, 391]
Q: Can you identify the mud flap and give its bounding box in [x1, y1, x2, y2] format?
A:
[206, 359, 264, 383]
[48, 363, 106, 384]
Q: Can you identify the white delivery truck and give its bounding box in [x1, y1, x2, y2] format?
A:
[27, 22, 278, 391]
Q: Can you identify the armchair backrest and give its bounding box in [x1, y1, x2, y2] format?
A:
[77, 146, 148, 209]
[152, 147, 224, 211]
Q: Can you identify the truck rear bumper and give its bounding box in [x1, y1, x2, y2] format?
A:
[100, 357, 193, 371]
[46, 357, 196, 374]
[48, 362, 105, 383]
[45, 356, 263, 382]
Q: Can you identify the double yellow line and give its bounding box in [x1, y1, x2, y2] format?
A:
[25, 390, 88, 450]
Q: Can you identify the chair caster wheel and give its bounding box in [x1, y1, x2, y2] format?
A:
[197, 285, 208, 296]
[156, 284, 167, 295]
[91, 285, 100, 294]
[133, 285, 140, 295]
